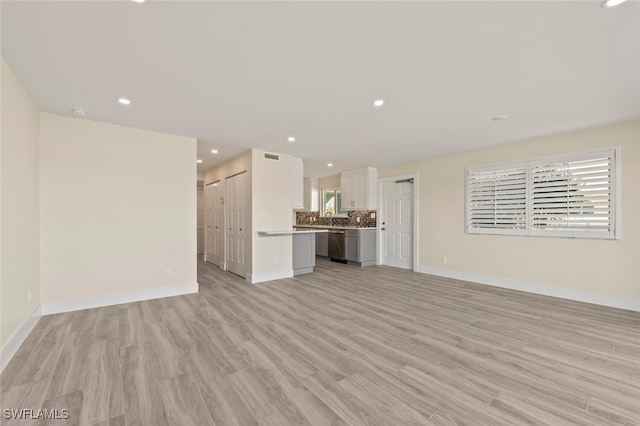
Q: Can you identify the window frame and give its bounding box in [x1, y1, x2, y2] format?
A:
[465, 147, 620, 240]
[322, 188, 347, 217]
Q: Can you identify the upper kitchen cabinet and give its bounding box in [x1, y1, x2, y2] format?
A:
[303, 178, 319, 211]
[341, 167, 377, 210]
[292, 157, 304, 210]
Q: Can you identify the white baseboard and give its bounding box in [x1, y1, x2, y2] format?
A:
[41, 282, 199, 315]
[247, 270, 294, 284]
[415, 265, 640, 312]
[1, 304, 42, 373]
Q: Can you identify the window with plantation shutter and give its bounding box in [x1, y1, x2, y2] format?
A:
[530, 150, 616, 238]
[467, 163, 527, 235]
[466, 147, 619, 239]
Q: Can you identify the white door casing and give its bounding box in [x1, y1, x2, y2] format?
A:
[205, 181, 223, 267]
[197, 186, 205, 255]
[226, 172, 247, 278]
[381, 179, 414, 269]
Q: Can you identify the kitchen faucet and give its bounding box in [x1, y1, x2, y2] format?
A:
[326, 211, 333, 226]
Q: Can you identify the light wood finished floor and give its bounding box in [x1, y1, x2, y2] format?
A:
[2, 258, 639, 425]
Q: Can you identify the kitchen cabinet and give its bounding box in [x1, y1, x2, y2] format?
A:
[341, 167, 377, 210]
[316, 231, 328, 257]
[345, 232, 358, 262]
[293, 232, 316, 275]
[303, 178, 319, 211]
[292, 157, 304, 210]
[345, 229, 377, 266]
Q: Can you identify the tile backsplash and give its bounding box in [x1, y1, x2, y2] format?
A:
[296, 210, 376, 228]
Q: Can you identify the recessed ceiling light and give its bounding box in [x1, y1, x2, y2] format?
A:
[492, 115, 509, 121]
[327, 163, 333, 167]
[601, 0, 628, 7]
[211, 149, 218, 154]
[71, 108, 87, 117]
[132, 0, 145, 3]
[197, 159, 203, 163]
[118, 98, 131, 105]
[288, 136, 296, 143]
[373, 99, 385, 107]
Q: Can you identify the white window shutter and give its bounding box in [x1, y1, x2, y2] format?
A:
[467, 163, 527, 235]
[530, 149, 616, 239]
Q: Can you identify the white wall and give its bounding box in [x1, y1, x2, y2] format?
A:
[378, 120, 640, 307]
[251, 149, 293, 282]
[0, 58, 41, 349]
[319, 174, 341, 191]
[39, 113, 197, 308]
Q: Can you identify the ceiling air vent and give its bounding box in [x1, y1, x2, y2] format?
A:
[264, 153, 280, 161]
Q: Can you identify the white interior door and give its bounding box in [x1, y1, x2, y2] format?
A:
[205, 181, 223, 266]
[226, 172, 247, 278]
[381, 180, 413, 269]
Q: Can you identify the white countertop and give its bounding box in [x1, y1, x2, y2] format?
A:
[258, 229, 329, 236]
[294, 225, 376, 230]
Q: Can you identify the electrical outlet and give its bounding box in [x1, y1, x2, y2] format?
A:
[371, 212, 376, 219]
[442, 256, 448, 264]
[356, 216, 361, 223]
[165, 268, 172, 278]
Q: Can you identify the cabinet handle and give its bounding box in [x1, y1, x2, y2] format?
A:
[381, 228, 385, 231]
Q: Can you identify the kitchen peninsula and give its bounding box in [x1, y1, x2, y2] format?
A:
[258, 228, 328, 275]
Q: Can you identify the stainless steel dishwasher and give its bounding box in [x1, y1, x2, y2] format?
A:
[328, 230, 346, 262]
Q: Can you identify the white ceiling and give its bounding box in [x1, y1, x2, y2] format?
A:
[2, 1, 639, 178]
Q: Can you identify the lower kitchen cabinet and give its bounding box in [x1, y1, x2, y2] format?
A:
[316, 232, 328, 257]
[345, 229, 376, 266]
[345, 233, 358, 262]
[293, 233, 316, 275]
